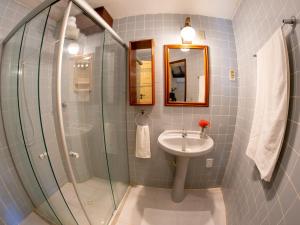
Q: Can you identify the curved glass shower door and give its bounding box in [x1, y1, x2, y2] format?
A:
[0, 3, 79, 224]
[1, 1, 129, 225]
[1, 25, 62, 225]
[57, 3, 120, 225]
[102, 31, 129, 206]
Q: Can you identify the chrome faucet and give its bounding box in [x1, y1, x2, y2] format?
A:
[182, 129, 187, 152]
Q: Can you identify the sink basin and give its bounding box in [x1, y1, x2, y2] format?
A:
[158, 130, 214, 157]
[158, 130, 214, 202]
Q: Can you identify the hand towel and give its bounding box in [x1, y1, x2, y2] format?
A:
[246, 27, 290, 182]
[136, 125, 151, 158]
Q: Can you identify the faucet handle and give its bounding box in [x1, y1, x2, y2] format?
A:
[182, 129, 187, 137]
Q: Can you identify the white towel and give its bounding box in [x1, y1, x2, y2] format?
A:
[136, 125, 151, 158]
[246, 28, 290, 182]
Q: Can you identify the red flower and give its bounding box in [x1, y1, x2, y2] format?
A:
[198, 120, 209, 128]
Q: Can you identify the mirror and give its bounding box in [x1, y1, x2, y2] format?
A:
[164, 45, 209, 106]
[129, 39, 155, 105]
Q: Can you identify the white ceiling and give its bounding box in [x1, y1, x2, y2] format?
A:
[86, 0, 241, 20]
[16, 0, 241, 20]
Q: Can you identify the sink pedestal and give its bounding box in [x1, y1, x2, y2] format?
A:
[158, 130, 214, 202]
[172, 156, 190, 202]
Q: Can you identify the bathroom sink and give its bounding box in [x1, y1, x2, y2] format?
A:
[158, 130, 214, 202]
[158, 130, 214, 157]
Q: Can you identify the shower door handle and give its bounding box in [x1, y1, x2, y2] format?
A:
[39, 152, 48, 160]
[69, 151, 79, 159]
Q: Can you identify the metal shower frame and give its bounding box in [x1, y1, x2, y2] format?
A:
[1, 0, 128, 224]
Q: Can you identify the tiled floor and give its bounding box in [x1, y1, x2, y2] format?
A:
[21, 185, 226, 225]
[58, 178, 115, 225]
[19, 212, 50, 225]
[113, 186, 226, 225]
[21, 177, 116, 225]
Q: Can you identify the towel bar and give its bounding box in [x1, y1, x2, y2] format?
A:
[252, 16, 297, 58]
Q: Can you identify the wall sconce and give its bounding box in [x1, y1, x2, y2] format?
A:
[180, 17, 196, 44]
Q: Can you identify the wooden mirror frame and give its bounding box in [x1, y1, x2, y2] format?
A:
[129, 39, 155, 106]
[164, 44, 209, 107]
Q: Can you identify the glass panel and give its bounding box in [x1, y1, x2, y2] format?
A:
[36, 1, 91, 224]
[60, 4, 115, 225]
[0, 23, 61, 225]
[102, 31, 129, 206]
[18, 6, 79, 225]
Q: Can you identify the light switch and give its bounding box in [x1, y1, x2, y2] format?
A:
[198, 31, 206, 40]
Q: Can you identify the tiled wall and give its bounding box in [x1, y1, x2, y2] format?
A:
[0, 1, 35, 224]
[113, 14, 239, 188]
[222, 0, 300, 224]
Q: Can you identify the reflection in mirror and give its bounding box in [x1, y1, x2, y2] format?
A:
[164, 45, 209, 107]
[129, 39, 155, 105]
[169, 59, 186, 101]
[169, 49, 205, 102]
[136, 48, 152, 104]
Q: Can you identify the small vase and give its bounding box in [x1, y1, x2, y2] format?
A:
[200, 127, 207, 139]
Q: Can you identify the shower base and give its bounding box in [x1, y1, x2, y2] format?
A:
[21, 177, 122, 225]
[21, 185, 226, 225]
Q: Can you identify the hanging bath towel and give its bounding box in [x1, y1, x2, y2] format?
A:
[246, 27, 290, 182]
[136, 125, 151, 158]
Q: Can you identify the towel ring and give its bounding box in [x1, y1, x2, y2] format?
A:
[135, 110, 150, 126]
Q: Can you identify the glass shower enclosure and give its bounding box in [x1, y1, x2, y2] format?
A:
[0, 0, 129, 224]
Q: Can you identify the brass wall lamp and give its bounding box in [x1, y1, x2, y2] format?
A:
[180, 17, 196, 44]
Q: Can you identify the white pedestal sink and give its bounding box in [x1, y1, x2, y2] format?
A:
[158, 130, 214, 202]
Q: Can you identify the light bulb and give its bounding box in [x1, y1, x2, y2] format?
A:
[181, 48, 190, 52]
[67, 42, 80, 55]
[180, 26, 196, 43]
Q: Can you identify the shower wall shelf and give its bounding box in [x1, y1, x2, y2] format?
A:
[72, 54, 93, 93]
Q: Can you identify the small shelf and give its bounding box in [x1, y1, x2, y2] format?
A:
[74, 89, 91, 92]
[72, 54, 93, 94]
[75, 81, 90, 84]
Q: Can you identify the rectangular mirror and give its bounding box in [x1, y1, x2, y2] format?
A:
[129, 39, 155, 105]
[164, 45, 209, 107]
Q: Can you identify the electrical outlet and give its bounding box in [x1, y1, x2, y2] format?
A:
[206, 158, 214, 168]
[229, 69, 235, 80]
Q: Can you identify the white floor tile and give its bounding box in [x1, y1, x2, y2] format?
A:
[114, 186, 226, 225]
[21, 177, 116, 225]
[141, 209, 177, 225]
[19, 212, 49, 225]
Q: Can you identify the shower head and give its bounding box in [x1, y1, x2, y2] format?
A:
[136, 59, 143, 65]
